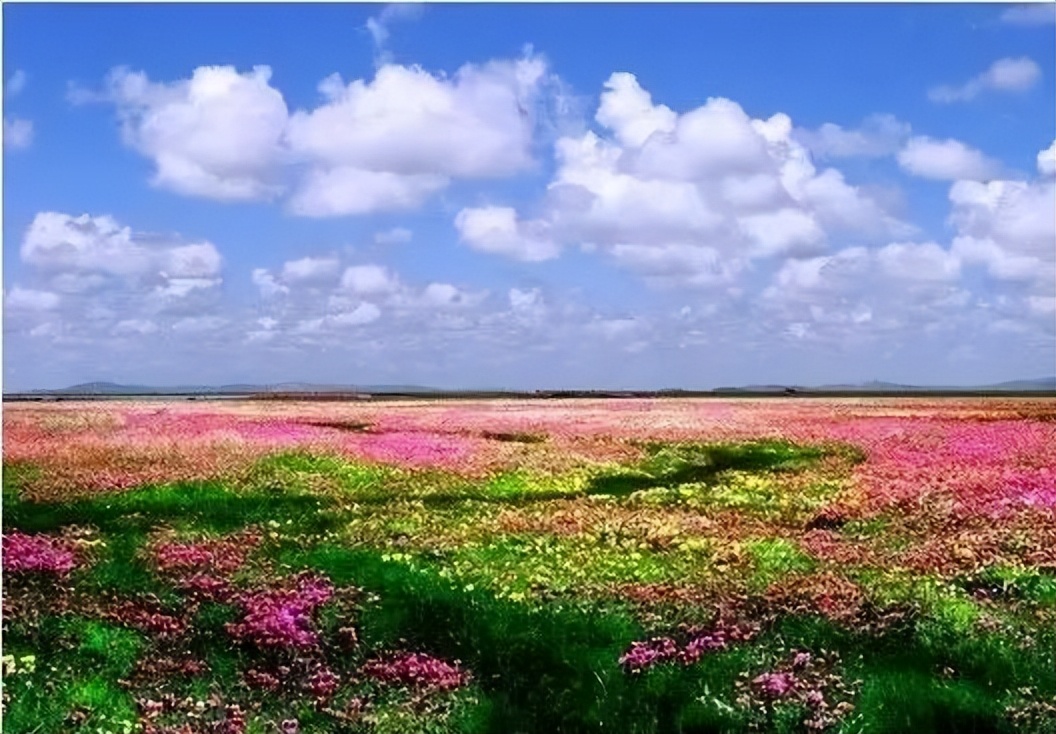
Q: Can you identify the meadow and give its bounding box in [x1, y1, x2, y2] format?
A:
[2, 397, 1055, 734]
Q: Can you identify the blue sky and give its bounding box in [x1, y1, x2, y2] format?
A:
[3, 3, 1055, 390]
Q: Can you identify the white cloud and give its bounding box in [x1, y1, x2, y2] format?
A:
[589, 317, 643, 340]
[470, 72, 909, 280]
[113, 319, 158, 335]
[455, 206, 560, 262]
[739, 208, 826, 257]
[95, 65, 288, 200]
[594, 72, 677, 148]
[340, 264, 400, 295]
[1028, 295, 1056, 316]
[285, 54, 549, 215]
[418, 282, 486, 309]
[287, 166, 447, 216]
[897, 137, 1002, 181]
[1000, 4, 1056, 26]
[876, 242, 961, 282]
[928, 57, 1042, 103]
[608, 243, 742, 287]
[81, 55, 568, 218]
[6, 70, 27, 97]
[4, 117, 34, 149]
[22, 212, 223, 280]
[5, 286, 60, 311]
[374, 227, 413, 245]
[330, 302, 382, 327]
[365, 3, 423, 55]
[509, 287, 542, 311]
[152, 277, 221, 300]
[794, 114, 910, 159]
[951, 236, 1040, 281]
[172, 316, 228, 332]
[252, 268, 289, 298]
[1038, 139, 1056, 177]
[281, 256, 341, 283]
[165, 243, 223, 278]
[947, 157, 1055, 288]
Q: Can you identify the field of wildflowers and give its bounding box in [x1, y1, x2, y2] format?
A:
[3, 397, 1055, 733]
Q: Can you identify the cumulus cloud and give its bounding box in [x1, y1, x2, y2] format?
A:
[897, 137, 1003, 181]
[281, 256, 341, 284]
[172, 316, 228, 333]
[928, 57, 1042, 103]
[80, 53, 567, 217]
[330, 302, 382, 327]
[794, 114, 910, 159]
[287, 167, 447, 217]
[1038, 139, 1056, 177]
[947, 151, 1055, 286]
[454, 206, 560, 261]
[340, 264, 401, 295]
[8, 211, 229, 346]
[87, 65, 288, 201]
[876, 242, 961, 282]
[112, 319, 158, 335]
[285, 53, 549, 214]
[22, 212, 223, 283]
[4, 117, 34, 150]
[251, 268, 289, 299]
[5, 286, 61, 311]
[455, 72, 910, 284]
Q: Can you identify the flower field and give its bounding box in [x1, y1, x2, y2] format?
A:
[2, 397, 1055, 734]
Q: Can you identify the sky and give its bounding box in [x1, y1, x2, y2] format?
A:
[2, 2, 1055, 391]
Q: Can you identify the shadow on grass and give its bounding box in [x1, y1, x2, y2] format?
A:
[2, 480, 336, 535]
[586, 440, 834, 497]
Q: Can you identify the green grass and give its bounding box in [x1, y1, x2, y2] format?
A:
[2, 439, 1051, 734]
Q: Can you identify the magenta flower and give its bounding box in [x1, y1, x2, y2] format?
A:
[618, 637, 680, 673]
[225, 574, 334, 650]
[752, 671, 798, 700]
[360, 652, 467, 692]
[2, 532, 77, 575]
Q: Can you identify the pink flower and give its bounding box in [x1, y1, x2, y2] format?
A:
[225, 574, 334, 650]
[361, 652, 467, 692]
[752, 671, 798, 700]
[2, 532, 77, 575]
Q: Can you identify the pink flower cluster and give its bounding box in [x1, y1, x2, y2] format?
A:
[153, 533, 260, 576]
[752, 671, 798, 700]
[107, 599, 187, 638]
[360, 652, 468, 692]
[619, 622, 754, 673]
[225, 573, 334, 650]
[2, 531, 77, 575]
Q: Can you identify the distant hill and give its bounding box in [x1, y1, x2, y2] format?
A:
[8, 376, 1054, 398]
[712, 377, 1056, 394]
[24, 382, 442, 396]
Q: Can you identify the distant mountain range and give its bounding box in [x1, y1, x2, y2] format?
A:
[6, 377, 1054, 397]
[712, 377, 1056, 393]
[20, 381, 443, 396]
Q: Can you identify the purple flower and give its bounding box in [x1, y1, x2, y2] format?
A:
[792, 651, 813, 671]
[618, 637, 680, 673]
[2, 532, 77, 575]
[225, 574, 334, 650]
[680, 630, 728, 664]
[752, 671, 798, 700]
[361, 652, 467, 692]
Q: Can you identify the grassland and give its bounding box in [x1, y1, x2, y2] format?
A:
[3, 398, 1055, 733]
